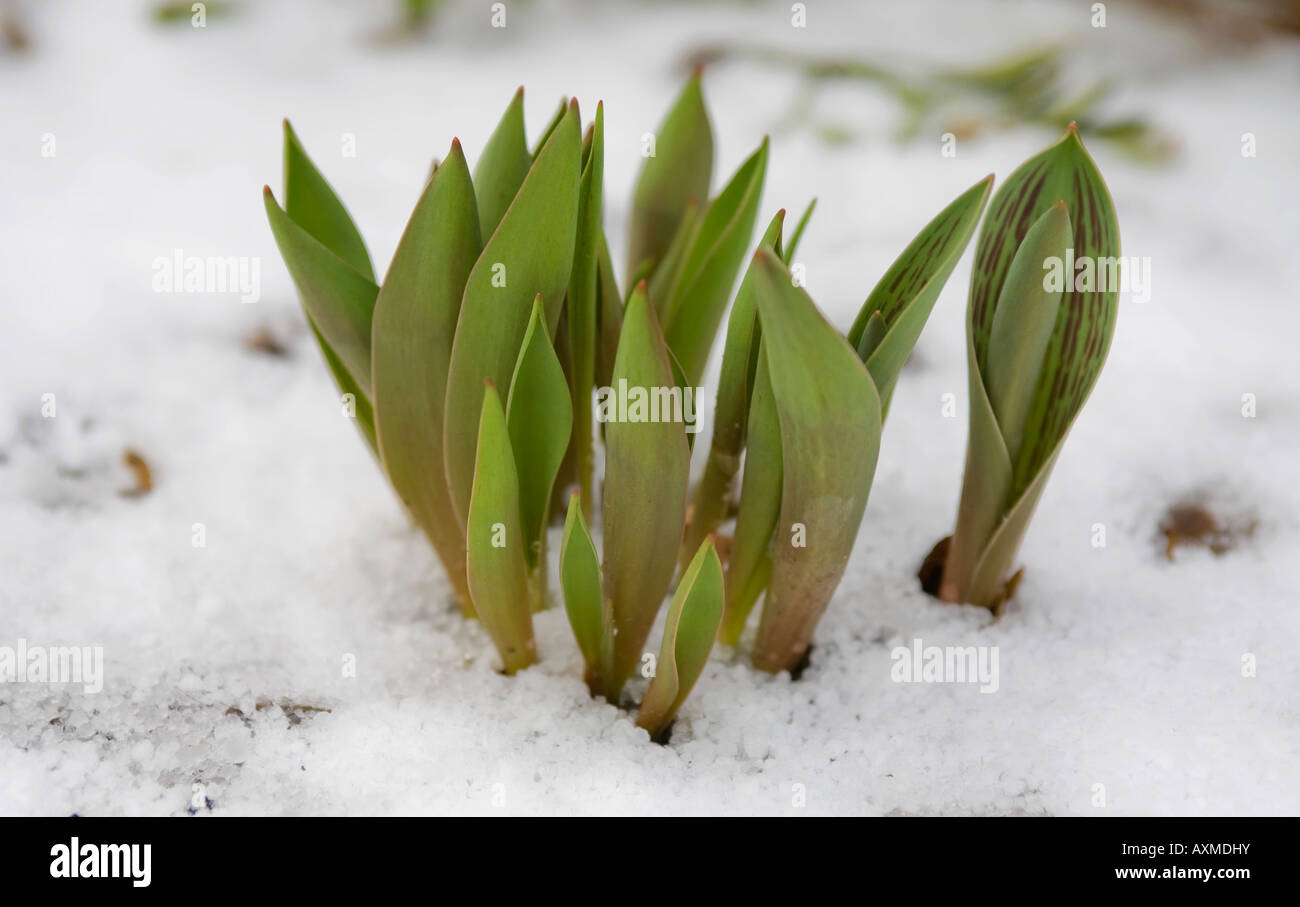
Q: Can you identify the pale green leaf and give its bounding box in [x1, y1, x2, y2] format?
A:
[264, 187, 377, 400]
[567, 103, 604, 515]
[443, 101, 582, 529]
[466, 382, 536, 674]
[560, 491, 604, 684]
[749, 250, 881, 673]
[371, 138, 481, 607]
[681, 209, 785, 569]
[719, 349, 781, 646]
[506, 297, 573, 569]
[660, 139, 769, 385]
[600, 284, 690, 701]
[626, 73, 713, 280]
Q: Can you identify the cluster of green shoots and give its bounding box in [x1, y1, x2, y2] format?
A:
[265, 77, 1118, 741]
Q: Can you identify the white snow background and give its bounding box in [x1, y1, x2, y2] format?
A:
[1, 0, 1297, 816]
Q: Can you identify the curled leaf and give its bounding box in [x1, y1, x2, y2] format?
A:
[560, 491, 604, 687]
[636, 538, 724, 742]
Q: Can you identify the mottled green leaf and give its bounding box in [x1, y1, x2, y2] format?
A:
[560, 491, 604, 684]
[281, 119, 374, 281]
[600, 284, 690, 701]
[985, 201, 1069, 464]
[626, 73, 713, 280]
[473, 86, 531, 241]
[444, 101, 582, 529]
[748, 250, 881, 673]
[661, 139, 769, 385]
[943, 125, 1120, 607]
[371, 139, 481, 609]
[506, 297, 573, 570]
[967, 125, 1120, 493]
[466, 382, 536, 674]
[636, 538, 724, 741]
[848, 175, 992, 411]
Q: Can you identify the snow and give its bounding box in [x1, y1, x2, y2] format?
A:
[1, 0, 1297, 816]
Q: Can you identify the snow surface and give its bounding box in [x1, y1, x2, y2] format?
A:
[1, 0, 1298, 816]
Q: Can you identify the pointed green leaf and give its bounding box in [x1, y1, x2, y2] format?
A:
[661, 139, 769, 384]
[531, 97, 569, 160]
[466, 382, 536, 674]
[371, 139, 481, 606]
[682, 209, 785, 568]
[748, 250, 881, 673]
[985, 201, 1069, 464]
[848, 175, 993, 411]
[473, 87, 531, 240]
[783, 198, 816, 265]
[264, 187, 377, 399]
[282, 120, 374, 281]
[443, 101, 582, 529]
[600, 284, 690, 700]
[626, 73, 714, 279]
[567, 103, 604, 516]
[560, 491, 603, 682]
[636, 538, 724, 741]
[506, 297, 573, 568]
